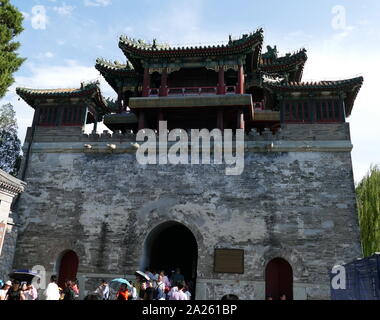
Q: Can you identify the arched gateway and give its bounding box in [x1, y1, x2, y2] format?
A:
[57, 250, 79, 289]
[265, 257, 293, 300]
[142, 221, 198, 297]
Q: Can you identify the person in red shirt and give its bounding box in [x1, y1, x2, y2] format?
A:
[116, 284, 129, 300]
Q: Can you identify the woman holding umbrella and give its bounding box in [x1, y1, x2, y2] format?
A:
[135, 271, 150, 300]
[110, 278, 132, 300]
[116, 284, 129, 300]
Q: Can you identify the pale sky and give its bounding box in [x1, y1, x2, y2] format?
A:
[2, 0, 380, 183]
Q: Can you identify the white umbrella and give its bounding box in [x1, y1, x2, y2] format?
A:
[135, 270, 150, 281]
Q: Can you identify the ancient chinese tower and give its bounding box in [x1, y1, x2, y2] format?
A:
[11, 28, 363, 299]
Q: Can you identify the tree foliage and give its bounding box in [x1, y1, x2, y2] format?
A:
[356, 166, 380, 257]
[0, 101, 17, 130]
[0, 0, 25, 98]
[0, 103, 21, 175]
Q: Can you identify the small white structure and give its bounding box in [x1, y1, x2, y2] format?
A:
[0, 169, 26, 280]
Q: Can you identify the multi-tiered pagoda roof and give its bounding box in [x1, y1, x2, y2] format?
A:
[17, 28, 363, 132]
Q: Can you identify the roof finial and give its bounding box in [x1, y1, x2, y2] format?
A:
[262, 45, 278, 60]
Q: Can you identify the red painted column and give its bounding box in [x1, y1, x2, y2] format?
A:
[217, 66, 225, 95]
[237, 64, 245, 94]
[138, 111, 145, 130]
[159, 68, 168, 96]
[142, 67, 150, 97]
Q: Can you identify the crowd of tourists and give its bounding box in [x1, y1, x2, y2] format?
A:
[0, 267, 192, 301]
[0, 276, 80, 301]
[90, 267, 193, 300]
[0, 280, 37, 300]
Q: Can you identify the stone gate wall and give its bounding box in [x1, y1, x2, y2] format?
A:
[12, 123, 362, 299]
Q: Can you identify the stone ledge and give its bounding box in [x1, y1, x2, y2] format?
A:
[129, 94, 253, 109]
[26, 123, 351, 144]
[23, 140, 353, 154]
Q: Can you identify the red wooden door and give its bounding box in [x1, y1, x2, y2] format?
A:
[265, 258, 293, 300]
[58, 251, 79, 289]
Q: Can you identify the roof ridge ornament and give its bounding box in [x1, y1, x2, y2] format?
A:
[95, 57, 134, 71]
[119, 29, 263, 56]
[262, 45, 278, 60]
[264, 76, 363, 88]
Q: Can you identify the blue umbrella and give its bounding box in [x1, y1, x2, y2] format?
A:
[110, 278, 132, 288]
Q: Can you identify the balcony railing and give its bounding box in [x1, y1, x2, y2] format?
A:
[147, 86, 239, 97]
[168, 86, 218, 96]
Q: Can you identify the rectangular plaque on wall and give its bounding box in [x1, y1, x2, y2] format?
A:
[214, 248, 244, 274]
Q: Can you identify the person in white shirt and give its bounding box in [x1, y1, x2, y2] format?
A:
[177, 284, 189, 300]
[130, 282, 138, 300]
[171, 284, 188, 300]
[44, 275, 60, 300]
[0, 281, 12, 300]
[168, 285, 178, 300]
[159, 271, 171, 291]
[22, 283, 38, 300]
[95, 280, 110, 300]
[184, 283, 191, 300]
[155, 276, 166, 300]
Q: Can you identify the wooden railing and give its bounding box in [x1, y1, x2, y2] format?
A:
[167, 86, 218, 96]
[148, 85, 238, 96]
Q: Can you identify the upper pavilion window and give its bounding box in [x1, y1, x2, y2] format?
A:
[39, 106, 58, 126]
[282, 98, 344, 123]
[167, 67, 218, 88]
[284, 101, 311, 123]
[62, 106, 85, 126]
[315, 100, 342, 122]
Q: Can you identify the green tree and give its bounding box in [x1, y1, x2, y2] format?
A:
[0, 101, 17, 130]
[356, 166, 380, 257]
[0, 103, 21, 175]
[0, 0, 25, 98]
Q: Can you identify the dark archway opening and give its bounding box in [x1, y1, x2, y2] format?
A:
[247, 85, 265, 103]
[167, 67, 218, 88]
[225, 69, 238, 87]
[265, 257, 293, 300]
[221, 294, 239, 300]
[58, 250, 79, 289]
[144, 222, 198, 298]
[150, 71, 161, 89]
